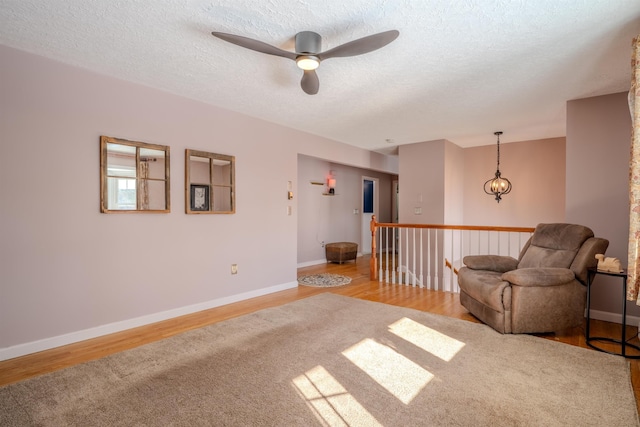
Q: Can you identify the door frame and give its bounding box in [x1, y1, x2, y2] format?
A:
[361, 176, 379, 254]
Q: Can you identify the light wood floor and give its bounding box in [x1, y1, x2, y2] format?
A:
[1, 255, 639, 413]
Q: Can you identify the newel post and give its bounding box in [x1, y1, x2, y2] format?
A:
[370, 215, 378, 280]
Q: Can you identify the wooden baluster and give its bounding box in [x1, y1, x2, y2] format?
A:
[412, 228, 416, 286]
[383, 226, 388, 282]
[435, 229, 439, 289]
[370, 215, 378, 280]
[427, 229, 431, 289]
[392, 227, 396, 284]
[404, 228, 409, 285]
[419, 228, 424, 288]
[378, 226, 383, 280]
[398, 228, 403, 284]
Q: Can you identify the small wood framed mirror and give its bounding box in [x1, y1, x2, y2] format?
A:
[100, 136, 170, 213]
[185, 149, 235, 214]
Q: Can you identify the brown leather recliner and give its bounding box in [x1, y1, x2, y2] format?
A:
[457, 223, 609, 334]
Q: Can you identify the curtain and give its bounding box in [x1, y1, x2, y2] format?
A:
[139, 161, 149, 210]
[629, 36, 640, 302]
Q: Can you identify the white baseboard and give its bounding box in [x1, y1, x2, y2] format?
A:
[0, 281, 298, 362]
[297, 254, 362, 269]
[589, 309, 640, 327]
[297, 259, 327, 268]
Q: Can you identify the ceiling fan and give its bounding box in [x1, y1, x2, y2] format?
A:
[211, 29, 399, 95]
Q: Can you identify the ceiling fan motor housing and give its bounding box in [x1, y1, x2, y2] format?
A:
[295, 31, 321, 54]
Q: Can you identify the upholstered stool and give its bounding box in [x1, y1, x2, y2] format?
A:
[325, 242, 358, 264]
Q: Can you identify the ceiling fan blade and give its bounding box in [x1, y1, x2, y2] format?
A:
[301, 70, 319, 95]
[211, 32, 297, 60]
[318, 30, 399, 60]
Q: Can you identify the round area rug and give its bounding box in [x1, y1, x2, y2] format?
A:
[297, 273, 352, 287]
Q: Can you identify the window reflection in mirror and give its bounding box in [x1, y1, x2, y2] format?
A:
[100, 136, 170, 213]
[186, 149, 235, 214]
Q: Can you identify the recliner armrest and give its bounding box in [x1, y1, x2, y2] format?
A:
[463, 255, 519, 273]
[501, 267, 575, 287]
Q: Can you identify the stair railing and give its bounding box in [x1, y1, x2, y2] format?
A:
[369, 216, 535, 292]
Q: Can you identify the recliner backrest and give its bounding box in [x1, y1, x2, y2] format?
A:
[517, 223, 594, 269]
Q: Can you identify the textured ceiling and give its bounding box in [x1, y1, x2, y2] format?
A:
[1, 1, 639, 151]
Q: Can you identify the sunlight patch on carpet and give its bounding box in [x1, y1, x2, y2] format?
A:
[292, 365, 382, 427]
[389, 317, 466, 362]
[342, 338, 433, 405]
[297, 273, 351, 287]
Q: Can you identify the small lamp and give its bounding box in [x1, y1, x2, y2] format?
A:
[327, 172, 336, 195]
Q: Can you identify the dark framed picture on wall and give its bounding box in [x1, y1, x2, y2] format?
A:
[190, 184, 210, 211]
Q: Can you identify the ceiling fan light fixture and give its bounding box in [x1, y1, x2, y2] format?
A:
[296, 55, 320, 71]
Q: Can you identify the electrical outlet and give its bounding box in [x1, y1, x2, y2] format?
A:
[231, 264, 238, 275]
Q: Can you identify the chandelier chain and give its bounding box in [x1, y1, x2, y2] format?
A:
[495, 131, 501, 171]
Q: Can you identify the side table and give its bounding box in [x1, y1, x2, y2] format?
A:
[586, 267, 640, 358]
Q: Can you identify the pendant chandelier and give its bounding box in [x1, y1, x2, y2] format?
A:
[484, 131, 512, 203]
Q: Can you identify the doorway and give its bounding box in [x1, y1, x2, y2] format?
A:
[361, 176, 379, 254]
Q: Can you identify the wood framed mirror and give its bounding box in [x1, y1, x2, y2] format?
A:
[185, 149, 235, 214]
[100, 136, 170, 213]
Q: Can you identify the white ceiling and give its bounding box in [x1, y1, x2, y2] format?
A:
[1, 1, 639, 151]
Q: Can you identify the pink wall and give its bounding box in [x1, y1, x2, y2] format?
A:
[398, 137, 565, 227]
[398, 140, 447, 223]
[566, 92, 638, 318]
[463, 137, 566, 227]
[0, 45, 397, 359]
[444, 142, 465, 224]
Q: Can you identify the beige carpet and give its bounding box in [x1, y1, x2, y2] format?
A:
[1, 294, 638, 426]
